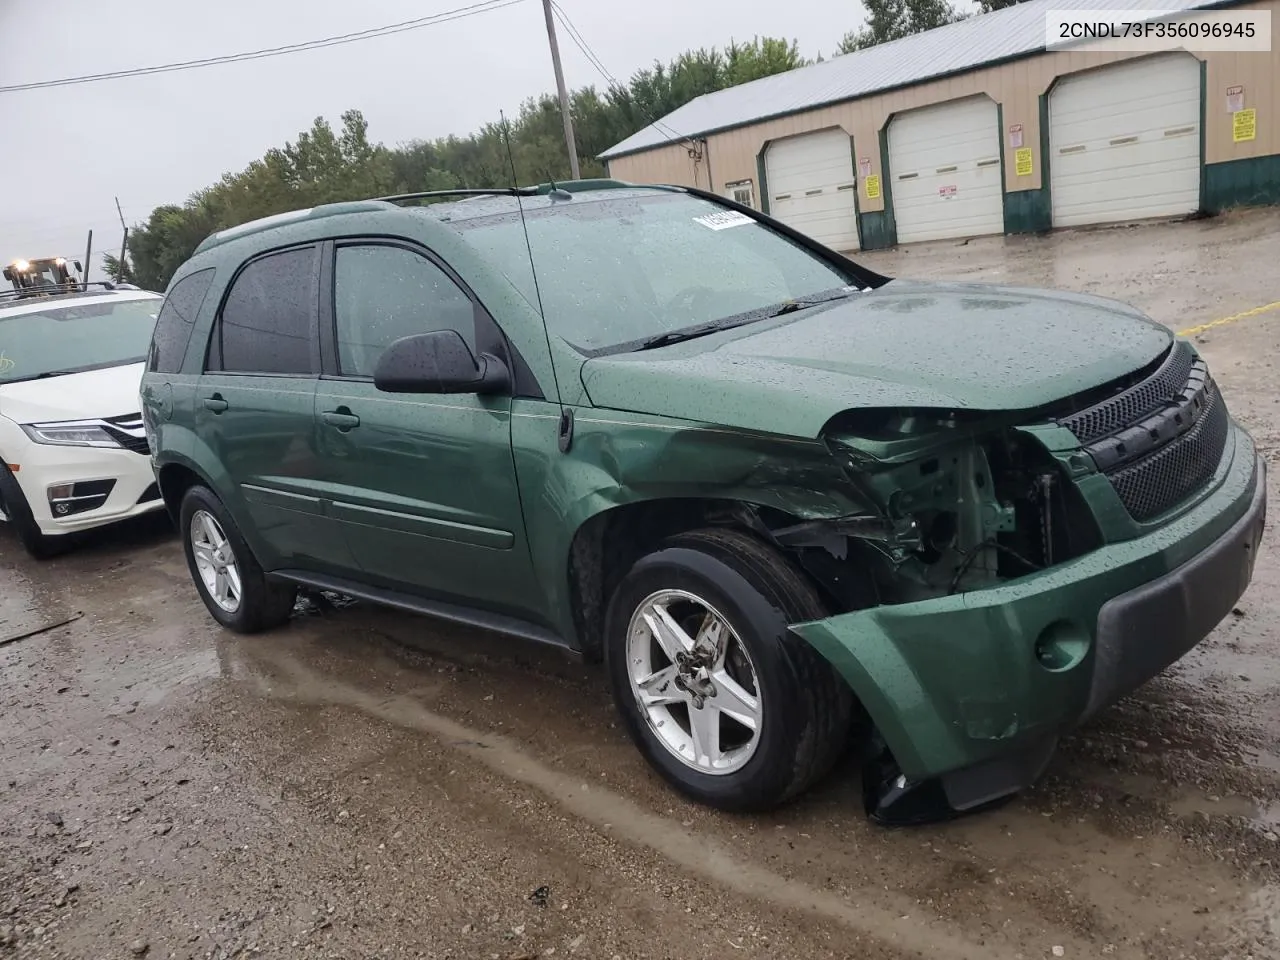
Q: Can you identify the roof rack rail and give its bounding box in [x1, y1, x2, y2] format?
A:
[527, 178, 635, 194]
[375, 188, 539, 205]
[0, 281, 125, 303]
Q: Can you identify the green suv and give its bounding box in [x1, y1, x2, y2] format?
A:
[141, 181, 1266, 824]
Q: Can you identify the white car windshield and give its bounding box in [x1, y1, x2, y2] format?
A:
[0, 296, 161, 384]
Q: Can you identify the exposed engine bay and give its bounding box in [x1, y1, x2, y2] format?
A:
[764, 409, 1103, 613]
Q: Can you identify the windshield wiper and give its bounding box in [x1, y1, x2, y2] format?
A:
[761, 286, 862, 319]
[3, 368, 91, 385]
[631, 287, 862, 354]
[0, 358, 147, 385]
[0, 369, 80, 385]
[635, 321, 725, 351]
[26, 369, 93, 382]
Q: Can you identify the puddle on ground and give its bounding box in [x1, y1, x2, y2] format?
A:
[1246, 747, 1280, 776]
[1181, 636, 1280, 692]
[210, 637, 1043, 960]
[119, 644, 223, 708]
[1080, 767, 1280, 835]
[1169, 788, 1280, 830]
[1227, 884, 1280, 949]
[0, 562, 74, 641]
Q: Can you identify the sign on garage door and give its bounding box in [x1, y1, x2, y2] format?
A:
[1049, 53, 1201, 228]
[764, 128, 860, 251]
[887, 96, 1004, 244]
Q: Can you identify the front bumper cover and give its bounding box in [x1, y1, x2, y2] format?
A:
[792, 423, 1265, 818]
[10, 442, 163, 536]
[1085, 461, 1264, 716]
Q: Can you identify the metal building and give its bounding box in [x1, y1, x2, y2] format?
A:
[600, 0, 1279, 249]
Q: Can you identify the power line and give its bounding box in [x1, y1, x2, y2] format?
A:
[0, 0, 528, 94]
[549, 1, 693, 149]
[550, 4, 622, 90]
[550, 1, 686, 143]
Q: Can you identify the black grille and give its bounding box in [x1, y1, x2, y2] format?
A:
[1058, 340, 1196, 446]
[101, 414, 150, 455]
[1108, 380, 1229, 521]
[101, 426, 150, 455]
[1055, 340, 1230, 522]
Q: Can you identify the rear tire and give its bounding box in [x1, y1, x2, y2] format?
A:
[604, 527, 853, 812]
[179, 485, 296, 633]
[0, 463, 68, 559]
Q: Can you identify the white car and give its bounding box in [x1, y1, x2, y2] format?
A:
[0, 287, 166, 557]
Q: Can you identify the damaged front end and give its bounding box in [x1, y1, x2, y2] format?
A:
[818, 407, 1104, 601]
[765, 360, 1260, 827]
[768, 407, 1106, 825]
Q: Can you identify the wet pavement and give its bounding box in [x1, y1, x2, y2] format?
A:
[3, 207, 1280, 960]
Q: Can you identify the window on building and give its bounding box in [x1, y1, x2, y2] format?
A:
[725, 180, 755, 208]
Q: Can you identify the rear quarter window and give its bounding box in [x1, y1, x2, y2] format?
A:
[147, 269, 216, 374]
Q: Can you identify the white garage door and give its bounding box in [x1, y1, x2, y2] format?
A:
[887, 96, 1004, 244]
[1049, 53, 1201, 227]
[765, 128, 860, 251]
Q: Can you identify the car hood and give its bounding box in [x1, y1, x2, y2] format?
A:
[0, 362, 145, 425]
[580, 280, 1173, 438]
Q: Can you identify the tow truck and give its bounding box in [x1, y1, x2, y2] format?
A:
[3, 257, 85, 297]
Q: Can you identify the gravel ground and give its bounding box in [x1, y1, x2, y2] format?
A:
[3, 207, 1280, 960]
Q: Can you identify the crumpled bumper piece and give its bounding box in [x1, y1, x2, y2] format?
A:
[791, 425, 1264, 799]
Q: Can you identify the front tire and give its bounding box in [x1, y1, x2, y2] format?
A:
[0, 463, 68, 559]
[179, 485, 296, 633]
[604, 528, 853, 812]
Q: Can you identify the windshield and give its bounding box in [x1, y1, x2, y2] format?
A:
[0, 297, 161, 384]
[456, 193, 856, 353]
[23, 263, 64, 288]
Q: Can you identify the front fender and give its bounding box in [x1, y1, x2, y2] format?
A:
[511, 403, 873, 645]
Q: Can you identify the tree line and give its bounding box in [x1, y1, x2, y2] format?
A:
[112, 0, 1028, 290]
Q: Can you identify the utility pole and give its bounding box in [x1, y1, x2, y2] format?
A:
[541, 0, 580, 180]
[114, 196, 128, 283]
[82, 229, 92, 291]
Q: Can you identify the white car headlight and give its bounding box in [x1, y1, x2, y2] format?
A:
[20, 421, 122, 449]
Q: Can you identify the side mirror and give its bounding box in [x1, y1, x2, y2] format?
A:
[373, 329, 509, 395]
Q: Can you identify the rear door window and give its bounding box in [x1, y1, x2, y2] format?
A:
[148, 268, 215, 374]
[207, 247, 319, 375]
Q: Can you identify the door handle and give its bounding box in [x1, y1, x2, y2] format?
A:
[322, 410, 361, 431]
[203, 395, 228, 414]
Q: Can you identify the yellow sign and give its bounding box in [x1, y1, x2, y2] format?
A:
[1014, 147, 1034, 176]
[864, 174, 881, 199]
[1233, 108, 1257, 142]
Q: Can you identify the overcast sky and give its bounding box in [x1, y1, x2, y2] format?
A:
[0, 0, 919, 281]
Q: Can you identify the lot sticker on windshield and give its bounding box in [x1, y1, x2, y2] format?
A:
[693, 210, 755, 231]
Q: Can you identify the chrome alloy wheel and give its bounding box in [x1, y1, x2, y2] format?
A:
[190, 509, 242, 613]
[626, 589, 763, 774]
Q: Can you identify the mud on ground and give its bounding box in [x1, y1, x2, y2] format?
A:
[3, 208, 1280, 960]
